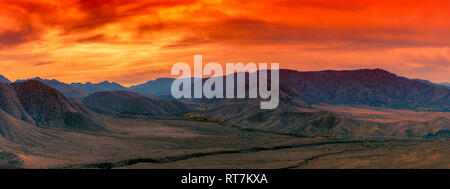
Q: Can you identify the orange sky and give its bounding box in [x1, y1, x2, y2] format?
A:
[0, 0, 449, 86]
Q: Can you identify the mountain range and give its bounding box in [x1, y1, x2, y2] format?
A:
[71, 81, 128, 94]
[277, 69, 449, 110]
[16, 77, 88, 99]
[3, 69, 449, 110]
[193, 69, 450, 138]
[128, 78, 175, 98]
[0, 68, 449, 139]
[83, 90, 193, 115]
[177, 69, 450, 111]
[10, 77, 175, 99]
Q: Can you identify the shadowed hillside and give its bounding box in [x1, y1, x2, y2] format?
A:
[129, 78, 174, 99]
[13, 69, 449, 111]
[0, 75, 11, 84]
[0, 80, 104, 131]
[278, 69, 449, 110]
[0, 109, 55, 145]
[71, 81, 127, 94]
[83, 91, 193, 115]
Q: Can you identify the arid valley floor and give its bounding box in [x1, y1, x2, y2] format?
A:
[2, 114, 449, 169]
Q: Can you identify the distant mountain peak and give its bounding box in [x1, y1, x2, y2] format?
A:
[14, 77, 88, 99]
[15, 77, 46, 83]
[99, 80, 111, 84]
[0, 74, 11, 83]
[320, 68, 396, 75]
[70, 80, 127, 94]
[83, 90, 192, 115]
[23, 79, 43, 84]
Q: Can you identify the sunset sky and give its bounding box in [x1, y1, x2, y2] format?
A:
[0, 0, 449, 86]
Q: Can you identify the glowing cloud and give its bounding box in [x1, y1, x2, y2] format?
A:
[0, 0, 448, 85]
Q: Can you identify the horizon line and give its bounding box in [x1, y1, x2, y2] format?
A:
[1, 68, 448, 87]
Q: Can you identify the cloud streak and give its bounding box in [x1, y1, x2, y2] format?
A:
[0, 0, 449, 84]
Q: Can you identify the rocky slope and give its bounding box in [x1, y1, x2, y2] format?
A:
[0, 80, 104, 130]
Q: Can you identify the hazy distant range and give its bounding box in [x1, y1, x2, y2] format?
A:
[1, 68, 450, 138]
[3, 69, 450, 101]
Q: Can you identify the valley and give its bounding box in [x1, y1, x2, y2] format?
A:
[3, 114, 449, 169]
[0, 69, 449, 169]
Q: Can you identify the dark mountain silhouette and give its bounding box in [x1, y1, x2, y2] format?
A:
[439, 82, 450, 89]
[0, 75, 11, 84]
[71, 81, 127, 94]
[178, 69, 449, 111]
[5, 69, 449, 111]
[15, 77, 88, 99]
[83, 91, 193, 115]
[0, 80, 104, 130]
[277, 69, 449, 110]
[129, 78, 174, 98]
[192, 69, 450, 138]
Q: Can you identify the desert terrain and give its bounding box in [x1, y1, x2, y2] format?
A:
[2, 113, 449, 169]
[1, 69, 449, 169]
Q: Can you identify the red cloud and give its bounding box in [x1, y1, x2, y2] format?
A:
[0, 0, 448, 84]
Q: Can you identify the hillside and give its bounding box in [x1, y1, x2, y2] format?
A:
[15, 77, 88, 99]
[0, 75, 11, 84]
[83, 91, 193, 115]
[0, 80, 104, 130]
